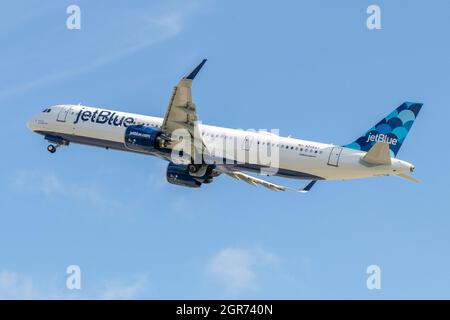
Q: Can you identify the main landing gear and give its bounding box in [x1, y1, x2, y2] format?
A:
[188, 163, 211, 178]
[188, 163, 202, 174]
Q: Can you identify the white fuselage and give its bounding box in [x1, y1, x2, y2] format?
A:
[27, 105, 414, 181]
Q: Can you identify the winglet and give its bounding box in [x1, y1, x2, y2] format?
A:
[185, 59, 207, 80]
[300, 180, 317, 193]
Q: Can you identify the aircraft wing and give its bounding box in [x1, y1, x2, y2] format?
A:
[218, 167, 316, 193]
[161, 59, 207, 161]
[161, 60, 317, 193]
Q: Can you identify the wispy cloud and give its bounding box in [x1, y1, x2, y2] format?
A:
[0, 4, 199, 99]
[0, 270, 68, 299]
[206, 247, 279, 296]
[0, 269, 150, 300]
[96, 275, 149, 300]
[11, 169, 123, 213]
[0, 270, 41, 299]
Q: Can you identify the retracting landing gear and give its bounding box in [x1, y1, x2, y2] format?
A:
[44, 135, 69, 154]
[188, 163, 211, 178]
[188, 164, 202, 174]
[47, 144, 58, 153]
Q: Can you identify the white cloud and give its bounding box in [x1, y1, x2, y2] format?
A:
[12, 170, 61, 196]
[97, 275, 149, 300]
[0, 270, 40, 299]
[0, 270, 66, 299]
[206, 247, 278, 296]
[0, 270, 150, 299]
[146, 11, 185, 37]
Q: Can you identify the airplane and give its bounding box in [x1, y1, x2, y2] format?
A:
[26, 59, 422, 192]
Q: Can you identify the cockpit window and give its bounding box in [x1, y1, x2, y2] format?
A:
[42, 108, 51, 113]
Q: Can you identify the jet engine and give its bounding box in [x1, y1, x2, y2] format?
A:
[166, 162, 215, 188]
[124, 125, 164, 153]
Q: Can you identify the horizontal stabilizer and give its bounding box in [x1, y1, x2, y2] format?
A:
[362, 142, 391, 165]
[397, 173, 421, 183]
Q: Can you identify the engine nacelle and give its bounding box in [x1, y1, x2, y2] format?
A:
[166, 162, 216, 188]
[124, 125, 162, 153]
[166, 162, 203, 188]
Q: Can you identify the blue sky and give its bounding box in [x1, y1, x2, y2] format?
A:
[0, 0, 448, 299]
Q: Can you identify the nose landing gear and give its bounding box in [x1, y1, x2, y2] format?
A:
[47, 144, 58, 153]
[44, 135, 69, 154]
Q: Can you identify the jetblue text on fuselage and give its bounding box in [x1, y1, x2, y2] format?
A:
[74, 109, 135, 127]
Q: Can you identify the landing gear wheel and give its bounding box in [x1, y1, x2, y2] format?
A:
[47, 144, 57, 153]
[188, 164, 200, 174]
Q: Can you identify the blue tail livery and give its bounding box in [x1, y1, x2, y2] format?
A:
[344, 102, 423, 157]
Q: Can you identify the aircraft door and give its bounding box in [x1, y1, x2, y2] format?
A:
[327, 147, 343, 167]
[56, 106, 71, 122]
[242, 135, 254, 151]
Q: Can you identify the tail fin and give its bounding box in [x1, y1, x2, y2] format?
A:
[344, 102, 423, 157]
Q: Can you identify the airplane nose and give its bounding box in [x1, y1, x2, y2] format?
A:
[26, 118, 35, 131]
